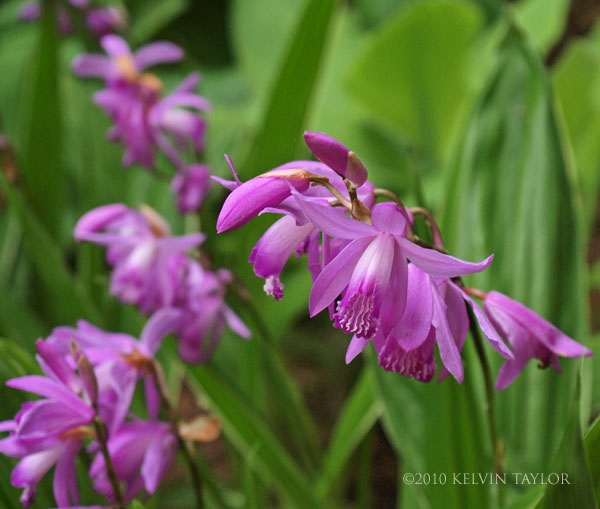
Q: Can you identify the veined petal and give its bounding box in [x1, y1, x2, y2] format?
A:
[398, 238, 493, 278]
[134, 42, 183, 70]
[292, 192, 374, 239]
[309, 237, 372, 316]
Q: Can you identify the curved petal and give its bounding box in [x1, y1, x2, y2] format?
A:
[134, 41, 183, 70]
[486, 292, 591, 358]
[223, 306, 252, 339]
[217, 177, 309, 233]
[394, 265, 433, 351]
[100, 34, 130, 57]
[398, 238, 493, 278]
[431, 283, 463, 383]
[309, 237, 372, 316]
[53, 440, 80, 508]
[74, 203, 128, 241]
[140, 308, 182, 355]
[6, 377, 92, 418]
[292, 192, 374, 239]
[458, 288, 512, 359]
[371, 202, 407, 236]
[345, 334, 370, 364]
[303, 131, 368, 186]
[249, 216, 314, 279]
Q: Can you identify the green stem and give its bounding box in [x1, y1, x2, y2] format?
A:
[467, 308, 505, 506]
[92, 416, 125, 508]
[150, 363, 204, 509]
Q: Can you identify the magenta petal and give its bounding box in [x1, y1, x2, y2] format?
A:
[74, 203, 128, 241]
[159, 233, 205, 254]
[53, 440, 80, 508]
[140, 308, 182, 355]
[223, 306, 251, 339]
[217, 176, 309, 233]
[250, 216, 314, 279]
[309, 237, 372, 316]
[71, 55, 112, 78]
[303, 131, 368, 186]
[174, 72, 202, 94]
[398, 238, 494, 277]
[100, 34, 130, 57]
[292, 192, 375, 239]
[371, 203, 407, 236]
[431, 283, 463, 383]
[345, 334, 370, 364]
[486, 292, 591, 358]
[458, 288, 512, 359]
[395, 265, 433, 350]
[134, 41, 184, 70]
[7, 377, 93, 419]
[141, 432, 176, 494]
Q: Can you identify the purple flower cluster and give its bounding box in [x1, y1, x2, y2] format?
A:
[72, 36, 213, 213]
[19, 0, 125, 37]
[216, 131, 592, 388]
[0, 310, 183, 507]
[75, 203, 251, 362]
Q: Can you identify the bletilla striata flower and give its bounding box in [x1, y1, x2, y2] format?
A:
[0, 341, 99, 507]
[483, 291, 592, 390]
[75, 203, 205, 314]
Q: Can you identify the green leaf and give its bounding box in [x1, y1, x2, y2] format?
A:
[552, 36, 600, 230]
[538, 379, 596, 509]
[16, 1, 64, 238]
[189, 364, 320, 508]
[346, 0, 483, 162]
[241, 0, 338, 175]
[315, 368, 382, 501]
[129, 0, 190, 45]
[511, 0, 569, 54]
[442, 19, 589, 497]
[0, 172, 102, 325]
[585, 415, 600, 503]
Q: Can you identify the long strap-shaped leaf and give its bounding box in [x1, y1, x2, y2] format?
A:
[242, 0, 338, 174]
[189, 364, 320, 508]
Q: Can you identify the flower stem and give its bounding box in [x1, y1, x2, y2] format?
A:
[408, 206, 445, 250]
[150, 362, 204, 509]
[92, 416, 125, 508]
[467, 308, 505, 505]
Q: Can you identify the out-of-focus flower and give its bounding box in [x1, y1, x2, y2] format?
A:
[483, 291, 592, 390]
[75, 203, 205, 313]
[0, 342, 97, 507]
[86, 7, 126, 37]
[89, 420, 177, 502]
[171, 164, 212, 213]
[176, 266, 251, 363]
